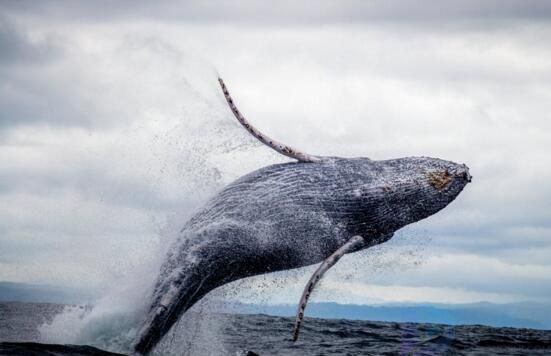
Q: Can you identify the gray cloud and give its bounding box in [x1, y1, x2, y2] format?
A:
[2, 0, 551, 25]
[0, 17, 59, 64]
[0, 18, 89, 129]
[0, 3, 550, 306]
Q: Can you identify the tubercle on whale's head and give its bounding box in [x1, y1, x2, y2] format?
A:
[336, 156, 471, 233]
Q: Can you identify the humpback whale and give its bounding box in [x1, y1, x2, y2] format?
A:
[132, 78, 471, 355]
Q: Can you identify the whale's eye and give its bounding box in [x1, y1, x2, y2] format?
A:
[428, 170, 451, 191]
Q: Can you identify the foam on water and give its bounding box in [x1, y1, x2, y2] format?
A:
[38, 265, 153, 352]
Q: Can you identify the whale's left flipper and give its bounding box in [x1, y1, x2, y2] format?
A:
[218, 77, 321, 163]
[292, 235, 366, 342]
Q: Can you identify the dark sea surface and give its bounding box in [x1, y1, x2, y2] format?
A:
[2, 302, 551, 355]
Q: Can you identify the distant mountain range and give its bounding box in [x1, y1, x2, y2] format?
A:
[231, 301, 551, 330]
[1, 281, 550, 330]
[0, 282, 98, 305]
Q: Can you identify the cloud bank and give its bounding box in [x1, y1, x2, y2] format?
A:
[1, 2, 550, 307]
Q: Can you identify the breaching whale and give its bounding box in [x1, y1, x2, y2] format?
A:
[132, 78, 471, 354]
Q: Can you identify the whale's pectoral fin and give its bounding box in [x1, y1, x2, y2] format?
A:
[218, 77, 321, 163]
[292, 235, 366, 342]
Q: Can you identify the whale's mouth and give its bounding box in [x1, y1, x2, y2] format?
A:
[463, 165, 473, 183]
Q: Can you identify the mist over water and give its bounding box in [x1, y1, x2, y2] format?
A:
[32, 57, 266, 353]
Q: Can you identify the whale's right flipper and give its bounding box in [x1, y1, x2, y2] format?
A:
[292, 235, 366, 342]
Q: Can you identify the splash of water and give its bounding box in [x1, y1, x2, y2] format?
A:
[36, 54, 269, 354]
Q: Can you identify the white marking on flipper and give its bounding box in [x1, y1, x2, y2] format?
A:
[218, 78, 321, 163]
[292, 235, 365, 342]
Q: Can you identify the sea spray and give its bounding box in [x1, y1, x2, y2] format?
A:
[35, 57, 267, 354]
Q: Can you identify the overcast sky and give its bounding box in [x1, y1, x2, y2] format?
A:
[1, 1, 551, 308]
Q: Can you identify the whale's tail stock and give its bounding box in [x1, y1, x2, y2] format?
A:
[132, 308, 163, 355]
[132, 274, 203, 355]
[132, 251, 232, 355]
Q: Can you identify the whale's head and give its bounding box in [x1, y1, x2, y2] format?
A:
[337, 156, 471, 235]
[218, 77, 471, 237]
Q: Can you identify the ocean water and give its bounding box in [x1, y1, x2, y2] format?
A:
[2, 302, 551, 355]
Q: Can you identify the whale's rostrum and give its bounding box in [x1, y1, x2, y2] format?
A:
[132, 78, 471, 355]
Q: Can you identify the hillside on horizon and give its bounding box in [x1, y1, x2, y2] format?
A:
[2, 281, 550, 331]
